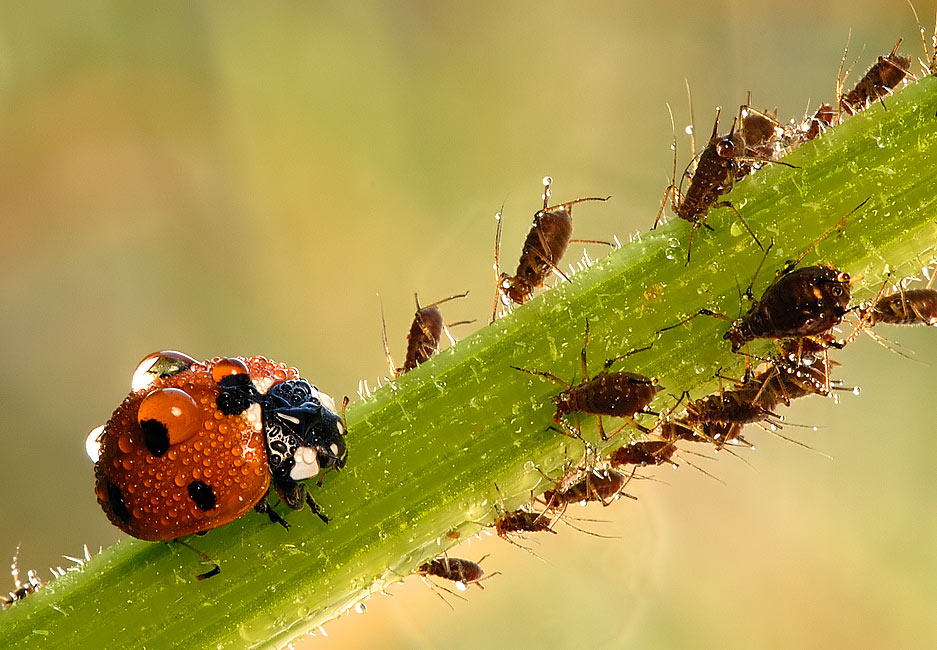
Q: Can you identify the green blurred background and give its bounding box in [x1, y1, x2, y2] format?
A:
[1, 1, 935, 648]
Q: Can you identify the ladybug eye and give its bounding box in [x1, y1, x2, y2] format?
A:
[211, 357, 250, 384]
[131, 351, 197, 392]
[136, 388, 200, 457]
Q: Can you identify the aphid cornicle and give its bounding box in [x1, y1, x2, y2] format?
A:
[511, 322, 660, 440]
[655, 108, 764, 263]
[493, 177, 609, 319]
[87, 352, 348, 544]
[839, 39, 911, 116]
[382, 292, 471, 377]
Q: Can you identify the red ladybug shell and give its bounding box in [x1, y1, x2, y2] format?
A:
[91, 353, 300, 541]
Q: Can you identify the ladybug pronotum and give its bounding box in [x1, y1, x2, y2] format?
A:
[86, 351, 348, 541]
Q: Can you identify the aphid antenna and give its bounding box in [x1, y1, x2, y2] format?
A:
[378, 294, 400, 379]
[834, 29, 860, 123]
[491, 204, 507, 323]
[171, 539, 220, 580]
[750, 422, 833, 460]
[416, 290, 471, 312]
[542, 195, 611, 214]
[685, 78, 698, 168]
[909, 0, 937, 75]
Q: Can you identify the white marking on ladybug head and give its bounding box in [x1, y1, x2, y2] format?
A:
[85, 425, 105, 463]
[289, 446, 321, 480]
[315, 390, 337, 413]
[278, 413, 300, 425]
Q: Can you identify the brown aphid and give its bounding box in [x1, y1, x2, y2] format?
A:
[511, 322, 660, 440]
[802, 104, 835, 142]
[684, 382, 779, 427]
[736, 94, 783, 179]
[608, 440, 678, 468]
[655, 108, 764, 263]
[381, 291, 471, 377]
[417, 556, 487, 587]
[492, 508, 557, 539]
[1, 552, 43, 610]
[863, 288, 937, 326]
[839, 39, 911, 116]
[542, 466, 635, 512]
[724, 264, 851, 352]
[493, 177, 609, 319]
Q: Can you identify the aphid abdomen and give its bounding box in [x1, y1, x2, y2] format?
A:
[568, 373, 657, 417]
[514, 210, 573, 287]
[402, 306, 445, 371]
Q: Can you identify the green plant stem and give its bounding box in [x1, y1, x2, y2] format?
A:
[2, 78, 936, 649]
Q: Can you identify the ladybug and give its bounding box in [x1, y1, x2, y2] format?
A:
[86, 351, 348, 541]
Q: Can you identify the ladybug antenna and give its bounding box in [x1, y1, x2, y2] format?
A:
[172, 539, 220, 580]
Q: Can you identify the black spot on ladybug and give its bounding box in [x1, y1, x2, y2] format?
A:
[140, 419, 170, 457]
[188, 480, 217, 511]
[216, 374, 257, 416]
[106, 481, 131, 523]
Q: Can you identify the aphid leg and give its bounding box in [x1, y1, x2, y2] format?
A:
[172, 539, 220, 580]
[712, 200, 763, 251]
[510, 365, 570, 389]
[653, 104, 680, 230]
[783, 198, 868, 272]
[656, 308, 733, 335]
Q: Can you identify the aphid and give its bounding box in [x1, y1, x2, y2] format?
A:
[839, 39, 911, 116]
[660, 206, 865, 353]
[511, 322, 659, 440]
[736, 93, 783, 179]
[381, 291, 471, 377]
[1, 550, 43, 610]
[493, 177, 609, 319]
[88, 352, 349, 549]
[417, 556, 489, 589]
[541, 466, 636, 512]
[860, 281, 937, 327]
[655, 108, 764, 263]
[492, 508, 558, 539]
[799, 104, 835, 142]
[608, 439, 678, 468]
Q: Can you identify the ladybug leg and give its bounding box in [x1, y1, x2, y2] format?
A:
[274, 479, 330, 524]
[253, 496, 291, 530]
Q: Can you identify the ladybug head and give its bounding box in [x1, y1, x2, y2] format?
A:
[262, 380, 348, 483]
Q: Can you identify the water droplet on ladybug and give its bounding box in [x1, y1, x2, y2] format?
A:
[137, 388, 200, 448]
[211, 357, 250, 384]
[131, 351, 198, 392]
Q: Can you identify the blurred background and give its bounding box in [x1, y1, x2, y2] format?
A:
[1, 1, 935, 648]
